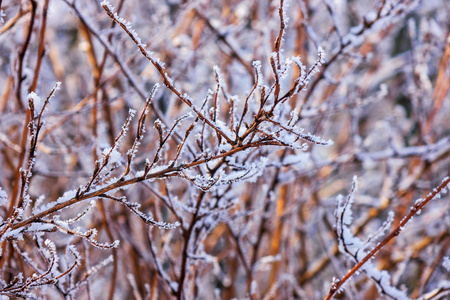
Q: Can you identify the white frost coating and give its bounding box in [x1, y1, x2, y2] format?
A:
[443, 257, 450, 272]
[212, 120, 236, 140]
[252, 60, 261, 69]
[27, 92, 43, 112]
[252, 60, 264, 87]
[0, 10, 5, 25]
[342, 23, 365, 47]
[44, 239, 60, 276]
[260, 123, 333, 148]
[34, 189, 78, 214]
[217, 157, 269, 185]
[27, 223, 56, 233]
[218, 142, 232, 152]
[54, 81, 62, 91]
[291, 56, 307, 86]
[343, 175, 358, 225]
[366, 268, 409, 300]
[66, 244, 82, 266]
[81, 254, 114, 284]
[135, 170, 145, 177]
[103, 147, 122, 165]
[128, 108, 137, 118]
[164, 72, 175, 87]
[289, 110, 299, 124]
[154, 57, 165, 69]
[117, 196, 180, 229]
[420, 176, 450, 204]
[0, 186, 7, 206]
[305, 48, 327, 82]
[350, 23, 364, 35]
[414, 198, 423, 206]
[255, 254, 282, 271]
[100, 1, 115, 12]
[59, 189, 77, 202]
[317, 47, 326, 65]
[335, 177, 409, 299]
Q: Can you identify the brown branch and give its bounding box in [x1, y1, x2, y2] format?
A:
[324, 176, 450, 300]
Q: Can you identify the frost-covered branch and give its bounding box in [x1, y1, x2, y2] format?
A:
[327, 176, 450, 300]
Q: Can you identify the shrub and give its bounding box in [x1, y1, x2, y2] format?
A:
[0, 0, 449, 299]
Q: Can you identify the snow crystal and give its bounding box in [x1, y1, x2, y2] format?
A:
[28, 223, 56, 233]
[5, 227, 25, 241]
[54, 81, 62, 91]
[27, 92, 43, 112]
[213, 120, 236, 140]
[317, 47, 326, 65]
[128, 108, 137, 118]
[135, 170, 145, 177]
[103, 147, 122, 165]
[59, 189, 78, 202]
[365, 268, 409, 300]
[252, 60, 261, 69]
[250, 60, 264, 89]
[35, 188, 79, 214]
[100, 1, 115, 12]
[213, 66, 228, 91]
[66, 244, 82, 266]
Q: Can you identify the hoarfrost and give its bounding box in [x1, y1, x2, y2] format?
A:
[103, 147, 122, 165]
[443, 257, 450, 272]
[0, 10, 5, 25]
[0, 186, 7, 207]
[27, 92, 43, 112]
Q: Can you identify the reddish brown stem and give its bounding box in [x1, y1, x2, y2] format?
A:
[324, 176, 450, 300]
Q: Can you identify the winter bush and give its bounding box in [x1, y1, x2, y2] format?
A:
[0, 0, 449, 299]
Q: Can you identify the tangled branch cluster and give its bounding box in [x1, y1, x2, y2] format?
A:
[0, 0, 449, 299]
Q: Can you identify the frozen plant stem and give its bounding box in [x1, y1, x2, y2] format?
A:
[325, 176, 450, 300]
[101, 1, 234, 145]
[0, 0, 447, 298]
